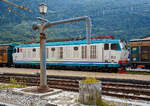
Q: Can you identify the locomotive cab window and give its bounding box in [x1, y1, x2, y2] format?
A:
[14, 49, 16, 53]
[104, 43, 109, 50]
[17, 48, 19, 53]
[111, 44, 118, 50]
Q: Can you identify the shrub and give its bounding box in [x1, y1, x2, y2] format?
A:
[81, 77, 99, 83]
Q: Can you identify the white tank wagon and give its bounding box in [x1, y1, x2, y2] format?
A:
[12, 37, 129, 72]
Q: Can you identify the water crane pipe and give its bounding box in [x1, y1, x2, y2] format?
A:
[32, 16, 92, 90]
[33, 16, 92, 44]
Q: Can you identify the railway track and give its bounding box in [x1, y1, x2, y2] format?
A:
[0, 74, 150, 101]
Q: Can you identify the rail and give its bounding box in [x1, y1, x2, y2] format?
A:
[0, 74, 150, 101]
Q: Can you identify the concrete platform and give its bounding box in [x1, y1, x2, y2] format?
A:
[11, 86, 150, 106]
[0, 67, 150, 81]
[12, 86, 62, 98]
[0, 86, 150, 106]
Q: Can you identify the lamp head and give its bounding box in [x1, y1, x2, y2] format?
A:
[38, 3, 48, 15]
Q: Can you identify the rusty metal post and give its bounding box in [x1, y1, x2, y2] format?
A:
[37, 25, 50, 91]
[86, 17, 91, 44]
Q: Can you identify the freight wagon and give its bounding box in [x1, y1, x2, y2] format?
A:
[0, 44, 16, 67]
[130, 37, 150, 69]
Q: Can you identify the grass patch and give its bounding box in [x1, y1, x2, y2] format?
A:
[81, 77, 99, 83]
[78, 97, 116, 106]
[0, 78, 26, 90]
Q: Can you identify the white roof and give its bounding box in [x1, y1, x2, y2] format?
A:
[130, 38, 150, 42]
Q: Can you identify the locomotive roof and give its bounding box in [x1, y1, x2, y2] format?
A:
[15, 39, 120, 48]
[0, 44, 17, 46]
[130, 38, 150, 42]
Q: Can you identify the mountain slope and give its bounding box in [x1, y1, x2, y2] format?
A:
[1, 0, 150, 43]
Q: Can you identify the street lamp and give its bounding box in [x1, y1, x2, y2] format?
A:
[37, 3, 50, 92]
[32, 4, 91, 92]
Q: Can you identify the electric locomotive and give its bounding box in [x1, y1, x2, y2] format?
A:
[12, 36, 129, 72]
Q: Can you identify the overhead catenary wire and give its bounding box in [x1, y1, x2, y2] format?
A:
[0, 0, 32, 12]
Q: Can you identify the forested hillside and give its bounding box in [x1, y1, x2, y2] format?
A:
[1, 0, 150, 44]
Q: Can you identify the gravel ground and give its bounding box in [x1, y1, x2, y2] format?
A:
[0, 88, 150, 106]
[0, 90, 48, 106]
[0, 67, 150, 81]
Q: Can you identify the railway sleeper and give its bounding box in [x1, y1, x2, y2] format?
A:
[47, 82, 78, 87]
[102, 82, 150, 89]
[102, 91, 150, 101]
[47, 80, 78, 84]
[47, 79, 78, 83]
[26, 83, 39, 86]
[102, 87, 150, 96]
[102, 85, 150, 91]
[48, 85, 79, 92]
